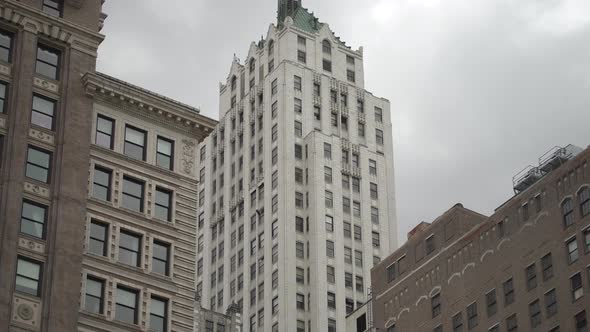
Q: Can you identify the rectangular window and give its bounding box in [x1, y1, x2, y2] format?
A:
[92, 166, 112, 201]
[503, 278, 514, 306]
[124, 126, 147, 161]
[0, 30, 13, 63]
[36, 44, 60, 79]
[353, 201, 361, 217]
[370, 183, 378, 199]
[115, 286, 138, 324]
[119, 230, 141, 267]
[326, 240, 335, 258]
[26, 146, 51, 183]
[296, 293, 305, 310]
[567, 237, 579, 264]
[324, 166, 332, 183]
[371, 207, 379, 224]
[541, 253, 553, 281]
[545, 288, 557, 317]
[571, 272, 583, 301]
[375, 107, 383, 122]
[16, 257, 42, 296]
[325, 190, 333, 208]
[295, 120, 302, 137]
[327, 265, 335, 283]
[296, 267, 304, 284]
[355, 250, 363, 267]
[296, 216, 304, 232]
[122, 177, 144, 212]
[271, 79, 278, 95]
[358, 122, 365, 137]
[467, 302, 478, 329]
[156, 137, 174, 170]
[486, 289, 497, 317]
[155, 187, 172, 221]
[327, 292, 336, 309]
[294, 97, 302, 113]
[352, 177, 360, 193]
[369, 159, 377, 175]
[43, 0, 62, 16]
[295, 143, 302, 159]
[152, 241, 170, 276]
[325, 215, 334, 232]
[85, 276, 105, 314]
[452, 312, 463, 332]
[387, 263, 396, 282]
[297, 50, 306, 63]
[344, 247, 352, 264]
[31, 95, 56, 130]
[575, 311, 587, 331]
[343, 222, 351, 238]
[296, 241, 304, 258]
[343, 197, 351, 214]
[372, 231, 380, 248]
[526, 264, 537, 290]
[96, 115, 115, 149]
[347, 69, 355, 83]
[354, 225, 362, 241]
[324, 143, 332, 159]
[294, 75, 302, 91]
[20, 200, 47, 239]
[506, 314, 518, 332]
[89, 220, 108, 256]
[376, 129, 384, 145]
[295, 192, 304, 208]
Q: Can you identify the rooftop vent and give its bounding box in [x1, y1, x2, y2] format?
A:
[513, 144, 582, 194]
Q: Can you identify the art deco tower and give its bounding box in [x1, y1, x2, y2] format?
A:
[196, 1, 398, 331]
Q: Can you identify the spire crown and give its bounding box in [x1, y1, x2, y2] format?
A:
[278, 0, 301, 25]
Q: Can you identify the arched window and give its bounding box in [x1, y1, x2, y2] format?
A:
[562, 198, 574, 228]
[231, 75, 237, 91]
[249, 58, 255, 73]
[322, 39, 331, 55]
[579, 187, 590, 217]
[268, 40, 275, 56]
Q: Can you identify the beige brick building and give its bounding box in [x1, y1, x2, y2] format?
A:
[349, 144, 590, 331]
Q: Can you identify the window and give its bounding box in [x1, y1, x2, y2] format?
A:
[425, 235, 435, 255]
[343, 222, 351, 238]
[91, 166, 112, 201]
[387, 263, 397, 282]
[295, 143, 302, 159]
[371, 207, 379, 224]
[296, 241, 304, 258]
[0, 30, 13, 62]
[506, 314, 518, 332]
[571, 273, 583, 301]
[355, 250, 363, 267]
[295, 120, 302, 137]
[36, 44, 60, 79]
[327, 265, 335, 283]
[85, 276, 105, 314]
[432, 293, 441, 317]
[323, 59, 332, 72]
[122, 177, 144, 212]
[575, 311, 587, 332]
[20, 201, 46, 239]
[545, 288, 557, 317]
[387, 325, 396, 332]
[352, 177, 360, 193]
[452, 312, 463, 332]
[119, 230, 141, 267]
[295, 192, 304, 208]
[150, 297, 167, 332]
[375, 107, 383, 122]
[115, 286, 138, 324]
[16, 257, 42, 296]
[42, 0, 62, 16]
[297, 320, 305, 332]
[89, 220, 108, 256]
[327, 292, 336, 309]
[370, 183, 378, 199]
[155, 187, 172, 221]
[325, 190, 333, 208]
[586, 229, 590, 253]
[525, 264, 537, 290]
[376, 129, 384, 145]
[369, 159, 377, 175]
[567, 237, 579, 264]
[26, 146, 51, 183]
[294, 97, 302, 114]
[96, 115, 114, 149]
[343, 197, 351, 214]
[580, 187, 590, 217]
[467, 302, 478, 329]
[324, 166, 332, 183]
[124, 126, 147, 161]
[347, 69, 355, 83]
[562, 198, 576, 229]
[296, 267, 304, 284]
[326, 215, 334, 232]
[152, 241, 170, 276]
[486, 289, 497, 317]
[326, 240, 334, 258]
[156, 137, 174, 170]
[31, 95, 56, 130]
[296, 216, 304, 233]
[372, 231, 380, 248]
[345, 272, 353, 288]
[353, 201, 361, 217]
[272, 147, 278, 165]
[296, 293, 305, 310]
[294, 75, 302, 91]
[0, 82, 7, 115]
[324, 143, 332, 159]
[271, 79, 278, 95]
[503, 278, 514, 306]
[354, 225, 362, 241]
[344, 247, 352, 264]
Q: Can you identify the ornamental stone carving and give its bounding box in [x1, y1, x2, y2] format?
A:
[181, 139, 196, 176]
[29, 128, 55, 145]
[18, 237, 45, 254]
[0, 63, 11, 76]
[12, 296, 40, 328]
[33, 77, 59, 94]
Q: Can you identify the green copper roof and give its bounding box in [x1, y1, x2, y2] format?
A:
[291, 7, 321, 33]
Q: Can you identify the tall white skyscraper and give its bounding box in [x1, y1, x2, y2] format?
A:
[196, 1, 397, 330]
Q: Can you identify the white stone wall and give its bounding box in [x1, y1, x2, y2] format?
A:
[198, 19, 396, 332]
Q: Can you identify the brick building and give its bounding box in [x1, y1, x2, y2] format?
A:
[350, 144, 590, 332]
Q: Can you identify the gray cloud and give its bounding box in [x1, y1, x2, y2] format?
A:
[98, 0, 590, 244]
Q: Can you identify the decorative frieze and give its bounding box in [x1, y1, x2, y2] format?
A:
[12, 295, 41, 329]
[33, 76, 59, 94]
[24, 182, 50, 199]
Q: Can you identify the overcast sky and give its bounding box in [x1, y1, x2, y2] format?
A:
[98, 0, 590, 245]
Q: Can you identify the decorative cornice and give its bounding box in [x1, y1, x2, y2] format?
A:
[83, 72, 217, 141]
[0, 0, 105, 56]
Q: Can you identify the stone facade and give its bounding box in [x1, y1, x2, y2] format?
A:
[195, 1, 397, 331]
[362, 145, 590, 331]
